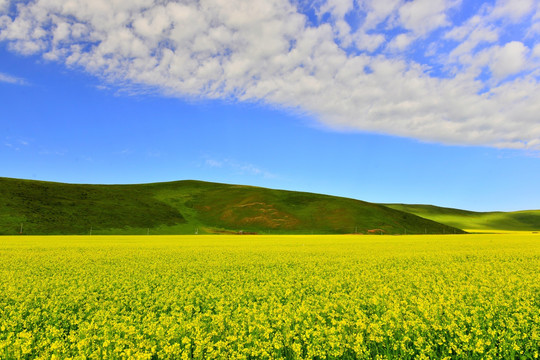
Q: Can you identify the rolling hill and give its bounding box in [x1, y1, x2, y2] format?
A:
[0, 177, 464, 235]
[384, 204, 540, 232]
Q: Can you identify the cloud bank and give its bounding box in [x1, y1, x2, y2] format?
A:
[1, 0, 540, 149]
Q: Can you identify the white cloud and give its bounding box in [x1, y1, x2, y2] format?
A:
[528, 22, 540, 37]
[387, 33, 414, 51]
[446, 24, 499, 63]
[317, 0, 355, 46]
[0, 72, 28, 85]
[352, 31, 385, 52]
[489, 41, 529, 80]
[0, 0, 540, 149]
[0, 0, 8, 12]
[489, 0, 534, 22]
[398, 0, 452, 36]
[533, 44, 540, 58]
[359, 0, 403, 30]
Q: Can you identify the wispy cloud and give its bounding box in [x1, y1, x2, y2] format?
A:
[1, 1, 539, 149]
[146, 150, 161, 158]
[205, 159, 223, 168]
[0, 72, 28, 85]
[4, 138, 31, 151]
[204, 157, 276, 179]
[114, 149, 133, 156]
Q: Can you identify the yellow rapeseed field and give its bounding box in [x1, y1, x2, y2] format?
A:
[0, 234, 538, 359]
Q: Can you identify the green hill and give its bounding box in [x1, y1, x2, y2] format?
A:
[0, 177, 464, 235]
[384, 204, 540, 231]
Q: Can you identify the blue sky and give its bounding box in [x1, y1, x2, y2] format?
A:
[1, 0, 540, 212]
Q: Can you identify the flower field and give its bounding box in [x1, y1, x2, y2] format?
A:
[0, 234, 539, 359]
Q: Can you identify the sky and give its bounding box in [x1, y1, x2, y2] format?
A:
[1, 0, 540, 212]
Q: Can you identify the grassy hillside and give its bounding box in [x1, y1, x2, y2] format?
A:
[0, 178, 186, 235]
[385, 204, 540, 231]
[0, 177, 464, 235]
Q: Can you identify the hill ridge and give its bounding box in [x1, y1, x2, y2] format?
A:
[384, 203, 540, 231]
[0, 177, 464, 235]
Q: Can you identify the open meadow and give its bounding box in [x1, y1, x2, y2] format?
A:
[0, 234, 539, 359]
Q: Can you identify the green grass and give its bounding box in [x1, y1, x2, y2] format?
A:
[0, 178, 186, 235]
[384, 203, 540, 231]
[0, 177, 464, 235]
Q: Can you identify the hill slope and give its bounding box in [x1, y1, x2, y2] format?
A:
[384, 204, 540, 231]
[0, 177, 464, 235]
